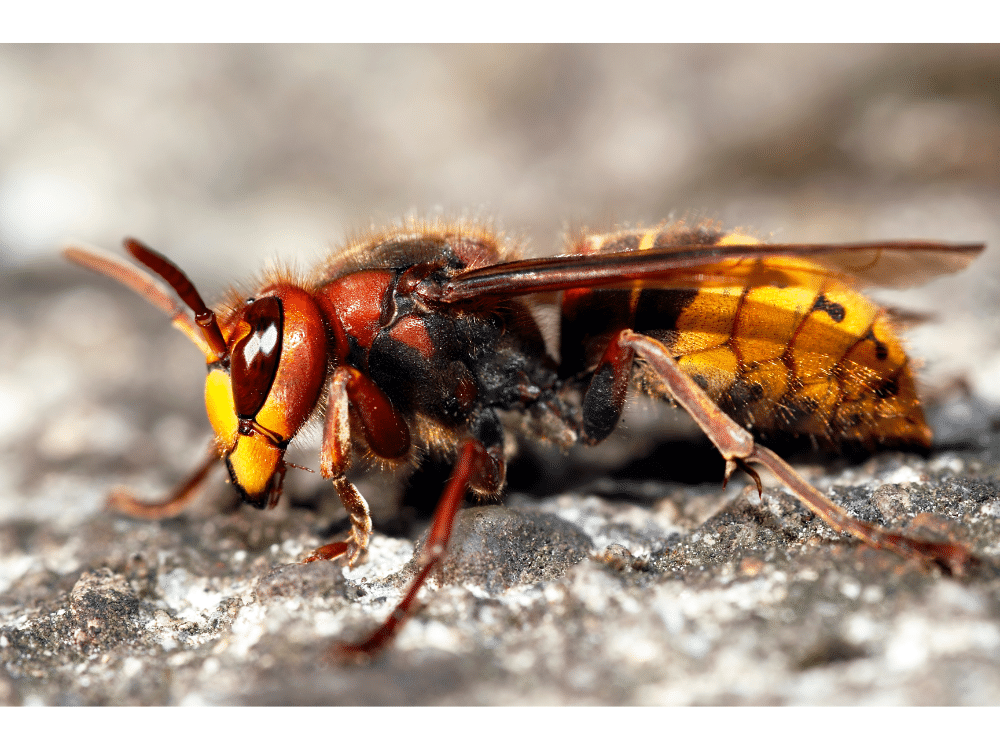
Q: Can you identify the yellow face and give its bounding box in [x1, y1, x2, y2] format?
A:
[205, 367, 238, 454]
[202, 286, 329, 506]
[204, 367, 283, 499]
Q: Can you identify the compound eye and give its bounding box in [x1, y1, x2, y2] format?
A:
[230, 296, 283, 419]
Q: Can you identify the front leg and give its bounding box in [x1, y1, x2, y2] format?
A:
[608, 330, 974, 575]
[304, 366, 412, 567]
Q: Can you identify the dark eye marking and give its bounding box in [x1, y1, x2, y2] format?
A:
[231, 296, 284, 418]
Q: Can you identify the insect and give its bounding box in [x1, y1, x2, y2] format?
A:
[65, 218, 984, 656]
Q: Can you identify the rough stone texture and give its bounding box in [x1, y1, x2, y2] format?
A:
[2, 45, 1000, 706]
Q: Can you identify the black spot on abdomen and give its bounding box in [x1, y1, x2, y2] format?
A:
[812, 294, 846, 323]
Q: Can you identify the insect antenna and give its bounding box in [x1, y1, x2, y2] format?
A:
[123, 238, 228, 363]
[63, 240, 226, 363]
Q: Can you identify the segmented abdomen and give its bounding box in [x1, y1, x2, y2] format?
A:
[560, 227, 930, 450]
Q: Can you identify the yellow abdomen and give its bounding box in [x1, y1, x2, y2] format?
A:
[667, 256, 929, 448]
[564, 226, 931, 450]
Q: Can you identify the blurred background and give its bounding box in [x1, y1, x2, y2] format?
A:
[1, 44, 999, 524]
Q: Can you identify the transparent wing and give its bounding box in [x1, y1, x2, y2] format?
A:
[434, 241, 984, 303]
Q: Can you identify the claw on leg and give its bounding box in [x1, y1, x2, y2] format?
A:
[301, 541, 350, 564]
[619, 330, 975, 577]
[746, 443, 973, 576]
[726, 458, 762, 496]
[301, 477, 371, 566]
